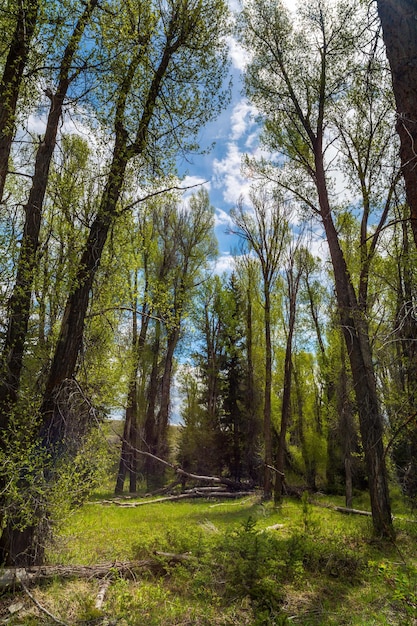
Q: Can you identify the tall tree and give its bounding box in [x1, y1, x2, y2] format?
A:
[115, 208, 155, 495]
[141, 189, 217, 489]
[240, 0, 394, 535]
[0, 0, 40, 202]
[274, 243, 305, 502]
[231, 189, 288, 499]
[1, 0, 230, 565]
[377, 0, 417, 247]
[40, 0, 229, 446]
[0, 0, 100, 434]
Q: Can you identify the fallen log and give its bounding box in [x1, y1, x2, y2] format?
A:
[312, 501, 372, 516]
[103, 490, 255, 507]
[113, 443, 254, 493]
[0, 559, 167, 589]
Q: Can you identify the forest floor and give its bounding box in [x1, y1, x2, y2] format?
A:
[0, 488, 416, 625]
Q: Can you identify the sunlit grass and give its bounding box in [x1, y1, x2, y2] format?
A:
[2, 491, 416, 625]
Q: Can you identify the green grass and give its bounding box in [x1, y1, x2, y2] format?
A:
[1, 491, 416, 625]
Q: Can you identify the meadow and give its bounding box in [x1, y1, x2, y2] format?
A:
[0, 488, 416, 625]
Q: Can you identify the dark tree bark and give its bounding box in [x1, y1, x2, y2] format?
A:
[377, 0, 417, 247]
[339, 343, 354, 509]
[115, 287, 151, 495]
[244, 284, 260, 482]
[0, 0, 99, 433]
[262, 289, 274, 499]
[0, 0, 39, 202]
[274, 256, 301, 502]
[155, 328, 180, 454]
[0, 1, 99, 567]
[115, 289, 139, 496]
[316, 154, 393, 537]
[142, 320, 162, 491]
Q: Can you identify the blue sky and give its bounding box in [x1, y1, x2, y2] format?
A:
[178, 52, 254, 273]
[178, 0, 303, 275]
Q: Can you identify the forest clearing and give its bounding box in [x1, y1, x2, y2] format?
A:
[1, 0, 417, 623]
[0, 483, 416, 625]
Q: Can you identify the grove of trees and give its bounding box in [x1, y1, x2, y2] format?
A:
[0, 0, 416, 565]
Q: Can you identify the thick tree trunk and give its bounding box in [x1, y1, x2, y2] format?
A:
[339, 344, 354, 509]
[156, 329, 179, 460]
[0, 2, 100, 567]
[377, 0, 417, 247]
[315, 155, 393, 537]
[0, 0, 99, 432]
[143, 320, 162, 491]
[115, 276, 151, 494]
[115, 408, 132, 495]
[0, 0, 39, 202]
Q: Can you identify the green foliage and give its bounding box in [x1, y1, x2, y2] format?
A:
[215, 517, 285, 622]
[377, 562, 417, 622]
[27, 495, 412, 625]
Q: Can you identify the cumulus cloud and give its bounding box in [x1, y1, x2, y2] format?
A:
[230, 100, 257, 141]
[213, 142, 252, 204]
[212, 252, 236, 275]
[181, 175, 211, 196]
[26, 114, 47, 135]
[227, 36, 250, 71]
[215, 207, 234, 229]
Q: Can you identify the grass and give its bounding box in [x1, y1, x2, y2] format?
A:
[1, 490, 416, 625]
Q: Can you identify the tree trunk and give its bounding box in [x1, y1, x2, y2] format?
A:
[339, 343, 354, 509]
[377, 0, 417, 247]
[156, 329, 179, 458]
[142, 320, 162, 491]
[263, 288, 273, 499]
[244, 286, 260, 482]
[0, 1, 100, 567]
[0, 0, 39, 202]
[274, 272, 297, 502]
[0, 0, 99, 433]
[315, 153, 393, 537]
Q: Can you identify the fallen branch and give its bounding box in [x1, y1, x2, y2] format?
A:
[154, 551, 193, 563]
[18, 576, 69, 626]
[95, 579, 111, 610]
[115, 442, 254, 493]
[102, 490, 255, 507]
[0, 559, 164, 589]
[312, 501, 372, 516]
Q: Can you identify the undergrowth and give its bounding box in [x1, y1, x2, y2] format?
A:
[0, 493, 416, 625]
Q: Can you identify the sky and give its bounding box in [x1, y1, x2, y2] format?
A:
[178, 0, 300, 276]
[178, 41, 254, 274]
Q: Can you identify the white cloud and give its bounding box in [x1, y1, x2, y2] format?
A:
[227, 35, 250, 71]
[212, 252, 236, 275]
[181, 175, 211, 196]
[230, 100, 257, 141]
[215, 207, 234, 229]
[26, 114, 47, 135]
[213, 142, 252, 204]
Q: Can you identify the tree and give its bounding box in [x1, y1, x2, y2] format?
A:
[0, 0, 40, 202]
[115, 207, 155, 495]
[231, 188, 288, 499]
[240, 0, 394, 535]
[40, 0, 229, 443]
[235, 257, 263, 483]
[274, 242, 305, 502]
[1, 0, 230, 565]
[0, 0, 100, 435]
[141, 189, 217, 489]
[377, 0, 417, 247]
